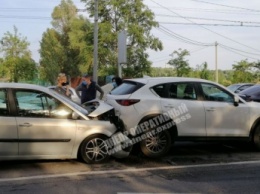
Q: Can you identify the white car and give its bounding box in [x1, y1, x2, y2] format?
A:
[0, 83, 129, 164]
[105, 77, 260, 158]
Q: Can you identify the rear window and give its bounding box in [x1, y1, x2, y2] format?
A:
[110, 81, 144, 95]
[152, 84, 167, 98]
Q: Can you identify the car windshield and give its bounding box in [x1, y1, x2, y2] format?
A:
[49, 89, 88, 115]
[110, 81, 144, 95]
[239, 85, 260, 95]
[227, 84, 240, 92]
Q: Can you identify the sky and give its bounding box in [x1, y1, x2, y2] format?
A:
[1, 0, 260, 71]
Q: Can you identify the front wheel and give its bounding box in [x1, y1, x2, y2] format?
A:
[79, 134, 110, 164]
[140, 130, 172, 158]
[253, 125, 260, 150]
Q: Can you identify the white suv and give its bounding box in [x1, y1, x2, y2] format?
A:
[106, 77, 260, 158]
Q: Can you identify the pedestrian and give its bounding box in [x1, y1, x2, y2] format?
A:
[75, 74, 104, 104]
[54, 73, 71, 98]
[112, 76, 123, 89]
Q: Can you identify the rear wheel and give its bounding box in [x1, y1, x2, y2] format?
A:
[79, 134, 110, 164]
[140, 130, 171, 158]
[253, 125, 260, 150]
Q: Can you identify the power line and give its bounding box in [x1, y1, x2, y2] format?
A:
[155, 24, 260, 62]
[153, 57, 171, 63]
[149, 0, 260, 52]
[158, 22, 260, 27]
[158, 26, 214, 46]
[190, 46, 211, 53]
[156, 14, 260, 24]
[0, 15, 51, 20]
[0, 21, 50, 24]
[150, 6, 260, 15]
[218, 44, 260, 56]
[0, 8, 52, 12]
[189, 0, 260, 12]
[159, 26, 260, 56]
[220, 46, 260, 61]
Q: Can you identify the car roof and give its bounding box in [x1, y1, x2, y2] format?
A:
[230, 83, 254, 86]
[124, 77, 215, 85]
[0, 82, 50, 92]
[239, 84, 260, 95]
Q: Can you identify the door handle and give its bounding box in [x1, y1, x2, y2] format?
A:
[206, 108, 215, 112]
[164, 105, 175, 108]
[19, 123, 32, 127]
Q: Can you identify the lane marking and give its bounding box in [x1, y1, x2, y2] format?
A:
[1, 160, 260, 182]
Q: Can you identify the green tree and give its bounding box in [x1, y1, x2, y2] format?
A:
[167, 49, 191, 77]
[199, 62, 210, 80]
[190, 62, 210, 79]
[254, 61, 260, 71]
[82, 0, 163, 77]
[39, 29, 64, 84]
[251, 61, 260, 82]
[68, 16, 94, 74]
[0, 26, 36, 82]
[0, 58, 4, 77]
[150, 67, 175, 77]
[39, 0, 92, 83]
[218, 70, 233, 86]
[232, 59, 254, 83]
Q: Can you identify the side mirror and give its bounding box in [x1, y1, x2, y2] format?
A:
[234, 96, 239, 107]
[72, 112, 80, 120]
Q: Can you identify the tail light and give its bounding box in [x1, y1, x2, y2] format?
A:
[116, 99, 140, 106]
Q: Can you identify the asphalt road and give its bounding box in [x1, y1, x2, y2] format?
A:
[1, 141, 260, 194]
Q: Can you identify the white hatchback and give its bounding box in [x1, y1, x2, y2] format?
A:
[105, 77, 260, 158]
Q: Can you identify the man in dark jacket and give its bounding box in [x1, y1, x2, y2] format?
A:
[75, 74, 104, 104]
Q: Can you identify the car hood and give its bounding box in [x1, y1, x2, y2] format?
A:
[248, 101, 260, 107]
[83, 99, 114, 117]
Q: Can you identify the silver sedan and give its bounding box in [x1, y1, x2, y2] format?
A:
[48, 86, 81, 104]
[0, 83, 129, 164]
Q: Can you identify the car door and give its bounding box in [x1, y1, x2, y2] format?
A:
[0, 89, 18, 155]
[200, 83, 250, 137]
[155, 82, 206, 137]
[14, 89, 77, 156]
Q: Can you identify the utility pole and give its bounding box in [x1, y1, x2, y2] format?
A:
[215, 41, 218, 83]
[118, 30, 127, 77]
[93, 0, 98, 82]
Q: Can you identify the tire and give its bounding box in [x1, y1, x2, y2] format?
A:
[253, 125, 260, 150]
[140, 130, 172, 158]
[79, 134, 110, 164]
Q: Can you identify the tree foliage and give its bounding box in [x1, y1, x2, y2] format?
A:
[39, 29, 64, 84]
[167, 48, 191, 77]
[68, 17, 94, 74]
[232, 59, 254, 83]
[0, 26, 36, 82]
[199, 62, 210, 80]
[39, 0, 93, 84]
[190, 62, 211, 80]
[82, 0, 163, 77]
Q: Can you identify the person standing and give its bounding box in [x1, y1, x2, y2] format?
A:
[54, 73, 71, 98]
[112, 76, 123, 89]
[75, 74, 104, 104]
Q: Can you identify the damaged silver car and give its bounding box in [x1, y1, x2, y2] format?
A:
[0, 83, 130, 164]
